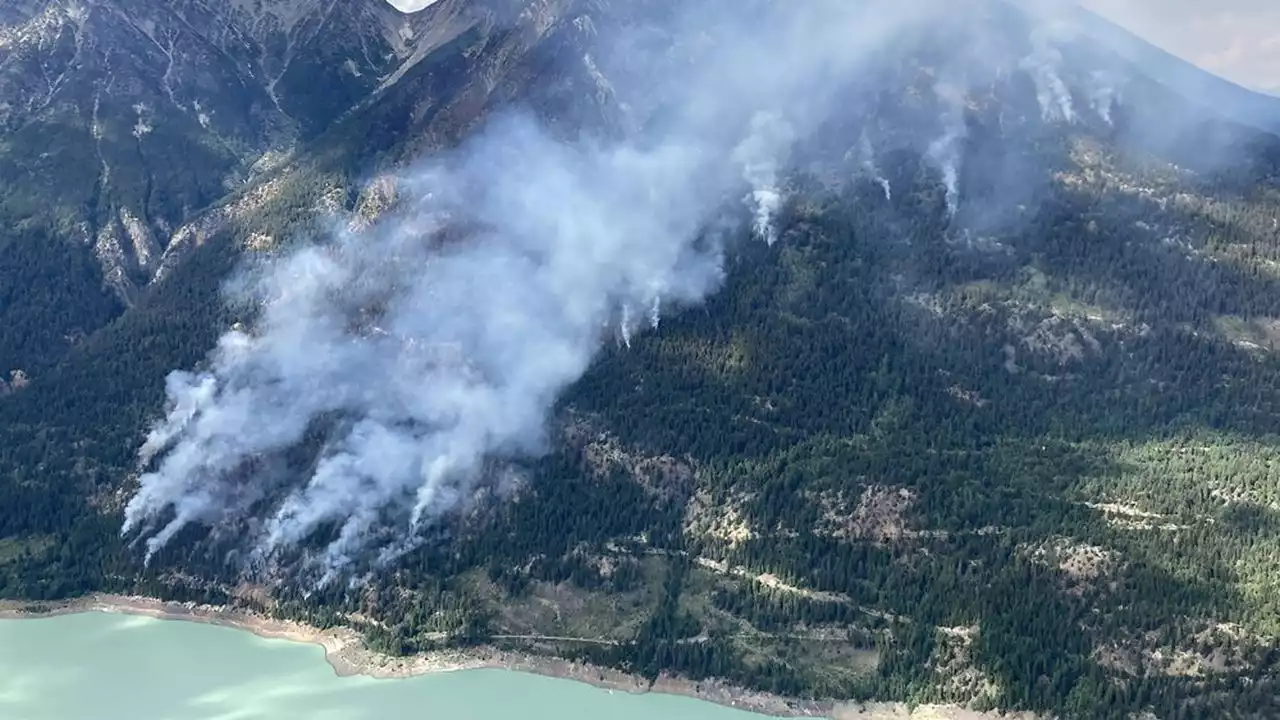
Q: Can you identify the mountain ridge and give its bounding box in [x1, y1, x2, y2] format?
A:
[3, 1, 1280, 717]
[1071, 4, 1280, 134]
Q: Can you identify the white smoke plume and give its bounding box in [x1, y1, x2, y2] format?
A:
[619, 302, 635, 349]
[120, 0, 1126, 578]
[928, 81, 968, 218]
[851, 130, 892, 201]
[123, 114, 731, 571]
[1087, 69, 1121, 125]
[732, 111, 797, 245]
[1022, 24, 1076, 123]
[123, 0, 932, 576]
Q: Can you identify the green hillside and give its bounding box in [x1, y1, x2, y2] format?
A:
[3, 1, 1280, 718]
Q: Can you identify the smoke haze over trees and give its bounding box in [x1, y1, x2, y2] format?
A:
[124, 0, 1129, 579]
[3, 0, 1280, 716]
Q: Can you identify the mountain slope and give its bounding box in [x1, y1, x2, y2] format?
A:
[1073, 5, 1280, 135]
[3, 0, 1280, 717]
[0, 0, 463, 377]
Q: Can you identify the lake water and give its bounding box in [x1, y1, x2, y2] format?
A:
[0, 613, 770, 720]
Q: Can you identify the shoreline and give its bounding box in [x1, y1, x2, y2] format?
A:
[0, 593, 1015, 720]
[0, 593, 824, 717]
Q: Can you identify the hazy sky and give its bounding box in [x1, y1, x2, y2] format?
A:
[1081, 0, 1280, 94]
[381, 1, 1280, 96]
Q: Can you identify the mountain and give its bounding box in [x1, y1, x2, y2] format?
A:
[3, 0, 1280, 717]
[1072, 5, 1280, 135]
[0, 0, 472, 372]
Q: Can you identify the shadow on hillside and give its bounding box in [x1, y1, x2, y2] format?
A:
[557, 180, 1280, 714]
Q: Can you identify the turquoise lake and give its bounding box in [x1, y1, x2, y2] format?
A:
[0, 612, 773, 720]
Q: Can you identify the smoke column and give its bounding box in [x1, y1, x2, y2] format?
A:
[928, 80, 968, 218]
[853, 131, 892, 200]
[120, 0, 1111, 577]
[121, 111, 749, 571]
[1087, 69, 1121, 124]
[1022, 22, 1077, 123]
[733, 111, 797, 245]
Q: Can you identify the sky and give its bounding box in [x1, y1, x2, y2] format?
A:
[386, 0, 440, 11]
[1080, 0, 1280, 95]
[385, 0, 1280, 97]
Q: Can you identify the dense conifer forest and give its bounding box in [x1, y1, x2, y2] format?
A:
[4, 1, 1280, 717]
